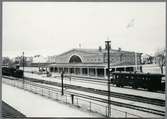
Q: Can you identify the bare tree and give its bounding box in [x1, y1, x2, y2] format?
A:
[155, 49, 166, 74]
[2, 57, 11, 66]
[148, 55, 154, 64]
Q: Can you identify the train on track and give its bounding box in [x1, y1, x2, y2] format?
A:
[2, 64, 165, 92]
[2, 66, 24, 78]
[111, 72, 165, 91]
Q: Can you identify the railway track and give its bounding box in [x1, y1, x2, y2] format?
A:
[27, 80, 165, 116]
[23, 76, 165, 107]
[67, 91, 165, 116]
[65, 75, 165, 93]
[25, 72, 165, 93]
[3, 77, 165, 116]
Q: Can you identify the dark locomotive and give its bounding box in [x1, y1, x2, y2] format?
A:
[2, 66, 24, 78]
[111, 72, 165, 91]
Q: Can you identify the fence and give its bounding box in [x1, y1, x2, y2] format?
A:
[2, 77, 141, 118]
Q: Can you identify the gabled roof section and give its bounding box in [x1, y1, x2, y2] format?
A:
[58, 48, 103, 56]
[57, 49, 76, 56]
[57, 48, 142, 57]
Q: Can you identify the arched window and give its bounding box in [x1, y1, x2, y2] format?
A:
[69, 55, 82, 63]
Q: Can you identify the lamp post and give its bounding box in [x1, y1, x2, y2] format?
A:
[38, 55, 40, 72]
[105, 40, 111, 117]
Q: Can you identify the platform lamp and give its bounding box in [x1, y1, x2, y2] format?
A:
[105, 40, 111, 117]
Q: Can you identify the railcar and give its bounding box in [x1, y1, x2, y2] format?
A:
[2, 67, 24, 78]
[111, 72, 165, 91]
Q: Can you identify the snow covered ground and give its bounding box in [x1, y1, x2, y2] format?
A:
[21, 78, 165, 112]
[2, 78, 164, 118]
[26, 78, 165, 117]
[2, 83, 103, 117]
[24, 72, 165, 100]
[142, 65, 165, 75]
[20, 67, 39, 72]
[20, 65, 166, 74]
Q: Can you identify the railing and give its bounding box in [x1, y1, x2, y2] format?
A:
[2, 78, 142, 118]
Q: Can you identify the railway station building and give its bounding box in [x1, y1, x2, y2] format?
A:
[48, 48, 142, 78]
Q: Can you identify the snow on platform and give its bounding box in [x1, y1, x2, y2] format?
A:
[24, 72, 165, 100]
[67, 89, 165, 112]
[23, 80, 164, 117]
[2, 83, 103, 117]
[3, 77, 165, 118]
[25, 79, 165, 112]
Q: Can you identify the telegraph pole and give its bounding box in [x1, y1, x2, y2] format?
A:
[61, 70, 64, 96]
[22, 52, 25, 87]
[105, 40, 111, 117]
[135, 52, 137, 72]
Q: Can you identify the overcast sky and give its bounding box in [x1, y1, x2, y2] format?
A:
[3, 2, 166, 58]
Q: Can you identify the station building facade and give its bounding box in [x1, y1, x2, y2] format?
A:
[48, 48, 142, 78]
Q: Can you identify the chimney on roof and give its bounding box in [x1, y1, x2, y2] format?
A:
[98, 46, 102, 52]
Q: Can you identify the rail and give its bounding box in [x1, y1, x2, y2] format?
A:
[2, 77, 142, 118]
[24, 76, 165, 107]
